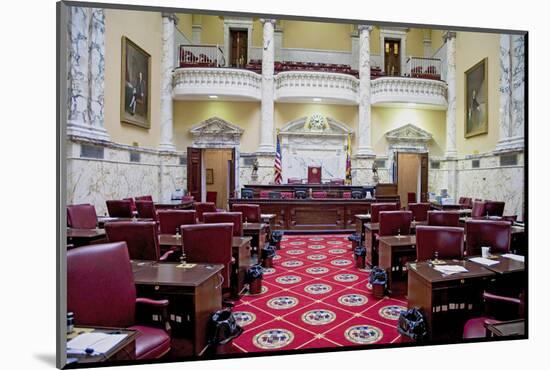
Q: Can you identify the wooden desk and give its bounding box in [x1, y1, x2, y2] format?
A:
[261, 213, 276, 235]
[97, 217, 154, 228]
[243, 222, 267, 255]
[66, 326, 137, 365]
[407, 260, 495, 341]
[67, 228, 107, 247]
[468, 254, 525, 298]
[155, 200, 194, 210]
[486, 319, 525, 337]
[355, 214, 371, 242]
[131, 261, 223, 356]
[378, 235, 416, 295]
[429, 202, 463, 211]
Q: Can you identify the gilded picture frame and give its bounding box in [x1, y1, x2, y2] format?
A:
[464, 57, 488, 138]
[206, 168, 214, 185]
[120, 36, 151, 129]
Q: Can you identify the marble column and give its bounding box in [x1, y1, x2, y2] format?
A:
[67, 6, 109, 141]
[159, 13, 177, 152]
[496, 34, 525, 152]
[357, 25, 374, 157]
[443, 31, 457, 158]
[257, 18, 276, 154]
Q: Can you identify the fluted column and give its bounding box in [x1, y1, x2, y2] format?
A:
[357, 25, 374, 157]
[159, 13, 177, 152]
[495, 34, 525, 152]
[67, 7, 109, 141]
[443, 31, 457, 158]
[257, 18, 276, 153]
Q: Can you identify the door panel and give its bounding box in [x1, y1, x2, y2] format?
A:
[187, 147, 202, 202]
[397, 152, 421, 208]
[420, 153, 429, 202]
[229, 148, 236, 199]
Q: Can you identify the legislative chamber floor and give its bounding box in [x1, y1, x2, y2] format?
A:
[232, 234, 407, 352]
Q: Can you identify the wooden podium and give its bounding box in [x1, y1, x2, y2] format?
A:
[307, 166, 322, 184]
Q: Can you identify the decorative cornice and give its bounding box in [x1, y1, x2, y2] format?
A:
[442, 31, 457, 42]
[260, 18, 277, 25]
[358, 25, 374, 32]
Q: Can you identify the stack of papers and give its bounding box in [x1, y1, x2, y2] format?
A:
[502, 254, 525, 263]
[433, 265, 468, 275]
[469, 257, 500, 266]
[67, 332, 127, 356]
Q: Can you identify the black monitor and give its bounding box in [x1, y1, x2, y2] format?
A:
[241, 188, 254, 199]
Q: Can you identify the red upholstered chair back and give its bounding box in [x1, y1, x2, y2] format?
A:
[181, 223, 233, 289]
[287, 178, 302, 184]
[407, 192, 417, 203]
[206, 191, 217, 204]
[157, 210, 196, 234]
[379, 211, 412, 236]
[181, 195, 194, 202]
[312, 191, 328, 199]
[195, 202, 218, 222]
[67, 204, 97, 229]
[408, 203, 430, 222]
[67, 242, 136, 327]
[342, 192, 351, 199]
[105, 221, 160, 261]
[135, 195, 153, 202]
[123, 197, 137, 212]
[459, 197, 473, 208]
[330, 179, 344, 185]
[465, 220, 511, 256]
[371, 203, 399, 223]
[260, 191, 270, 199]
[416, 226, 464, 261]
[231, 204, 261, 223]
[204, 212, 243, 237]
[471, 200, 487, 218]
[427, 211, 460, 227]
[106, 200, 133, 217]
[281, 191, 295, 199]
[135, 200, 158, 221]
[485, 201, 505, 217]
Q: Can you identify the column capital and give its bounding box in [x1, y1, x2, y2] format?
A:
[161, 12, 178, 25]
[260, 18, 277, 25]
[358, 25, 374, 33]
[442, 31, 457, 42]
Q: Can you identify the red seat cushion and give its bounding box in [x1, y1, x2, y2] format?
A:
[462, 317, 499, 339]
[129, 325, 171, 359]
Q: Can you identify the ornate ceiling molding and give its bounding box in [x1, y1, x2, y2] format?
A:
[279, 115, 354, 137]
[385, 123, 433, 152]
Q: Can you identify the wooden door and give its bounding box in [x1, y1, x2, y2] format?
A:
[187, 147, 202, 202]
[397, 152, 421, 208]
[229, 148, 236, 199]
[420, 153, 429, 202]
[384, 39, 401, 76]
[230, 30, 248, 67]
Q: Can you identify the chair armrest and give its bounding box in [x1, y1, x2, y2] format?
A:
[483, 292, 521, 305]
[136, 298, 171, 333]
[136, 297, 169, 307]
[159, 249, 175, 262]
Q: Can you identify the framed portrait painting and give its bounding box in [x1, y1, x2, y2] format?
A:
[120, 36, 151, 128]
[206, 168, 214, 184]
[464, 57, 488, 138]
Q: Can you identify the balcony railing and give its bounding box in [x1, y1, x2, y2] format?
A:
[179, 44, 225, 68]
[404, 57, 442, 80]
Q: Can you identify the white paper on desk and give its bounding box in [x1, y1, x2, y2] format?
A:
[433, 265, 468, 275]
[67, 332, 127, 355]
[502, 254, 525, 263]
[469, 257, 500, 266]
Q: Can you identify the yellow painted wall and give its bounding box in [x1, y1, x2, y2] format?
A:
[104, 9, 162, 148]
[200, 15, 224, 45]
[455, 31, 500, 155]
[370, 26, 381, 55]
[371, 107, 447, 156]
[173, 101, 261, 153]
[176, 13, 193, 41]
[406, 28, 425, 57]
[431, 29, 445, 55]
[252, 19, 263, 47]
[282, 20, 352, 51]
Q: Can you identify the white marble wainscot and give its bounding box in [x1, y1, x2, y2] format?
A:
[254, 154, 276, 185]
[456, 152, 525, 220]
[352, 156, 387, 186]
[66, 137, 186, 215]
[428, 159, 455, 196]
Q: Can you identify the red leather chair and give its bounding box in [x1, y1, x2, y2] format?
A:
[157, 210, 196, 234]
[281, 191, 295, 199]
[471, 200, 488, 218]
[330, 179, 345, 185]
[135, 200, 158, 221]
[105, 221, 172, 261]
[379, 211, 412, 236]
[203, 212, 243, 237]
[458, 197, 473, 209]
[371, 203, 399, 223]
[231, 204, 261, 223]
[259, 191, 270, 199]
[407, 192, 416, 204]
[465, 220, 511, 256]
[427, 211, 460, 227]
[485, 201, 505, 217]
[312, 191, 328, 199]
[342, 192, 352, 199]
[195, 202, 218, 222]
[181, 195, 194, 202]
[135, 195, 153, 202]
[123, 197, 137, 213]
[463, 292, 524, 339]
[408, 203, 430, 222]
[287, 178, 302, 184]
[106, 200, 133, 218]
[206, 191, 217, 204]
[67, 204, 97, 229]
[415, 225, 464, 261]
[67, 242, 171, 359]
[181, 223, 233, 290]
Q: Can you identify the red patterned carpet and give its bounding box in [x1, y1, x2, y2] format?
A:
[231, 234, 407, 353]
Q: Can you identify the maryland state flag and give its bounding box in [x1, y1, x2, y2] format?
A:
[345, 134, 352, 185]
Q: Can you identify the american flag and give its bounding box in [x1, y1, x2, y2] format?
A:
[345, 134, 352, 185]
[274, 134, 282, 184]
